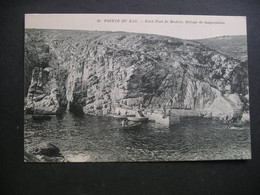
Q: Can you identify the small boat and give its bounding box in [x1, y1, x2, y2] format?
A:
[113, 115, 128, 119]
[230, 126, 246, 130]
[127, 117, 148, 122]
[32, 115, 52, 120]
[119, 122, 141, 130]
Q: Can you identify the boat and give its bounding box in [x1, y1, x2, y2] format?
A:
[32, 114, 52, 120]
[113, 115, 128, 119]
[119, 122, 141, 130]
[113, 114, 135, 119]
[127, 117, 148, 122]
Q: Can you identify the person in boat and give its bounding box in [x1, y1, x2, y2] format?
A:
[121, 119, 125, 127]
[121, 119, 128, 127]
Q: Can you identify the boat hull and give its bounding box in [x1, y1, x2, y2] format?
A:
[113, 115, 128, 119]
[127, 117, 148, 122]
[32, 115, 52, 120]
[119, 122, 141, 130]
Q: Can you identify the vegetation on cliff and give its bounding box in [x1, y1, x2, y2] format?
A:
[193, 35, 247, 62]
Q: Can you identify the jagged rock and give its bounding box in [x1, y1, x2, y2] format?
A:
[24, 29, 249, 120]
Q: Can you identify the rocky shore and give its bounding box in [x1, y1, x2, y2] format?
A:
[24, 142, 66, 162]
[24, 29, 249, 122]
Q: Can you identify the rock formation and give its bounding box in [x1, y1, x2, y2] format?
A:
[24, 142, 66, 162]
[24, 29, 249, 121]
[25, 67, 60, 114]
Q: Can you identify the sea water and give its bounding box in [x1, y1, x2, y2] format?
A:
[24, 113, 251, 162]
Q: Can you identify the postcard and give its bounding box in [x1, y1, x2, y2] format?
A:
[24, 14, 250, 162]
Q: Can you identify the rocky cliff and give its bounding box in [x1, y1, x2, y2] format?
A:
[24, 29, 249, 120]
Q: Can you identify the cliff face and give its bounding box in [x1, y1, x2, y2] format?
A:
[25, 67, 60, 114]
[24, 29, 249, 120]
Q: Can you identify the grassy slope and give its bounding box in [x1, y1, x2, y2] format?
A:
[192, 35, 247, 62]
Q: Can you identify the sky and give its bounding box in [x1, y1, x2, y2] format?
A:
[25, 14, 247, 40]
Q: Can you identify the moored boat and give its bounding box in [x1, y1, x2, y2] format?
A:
[119, 122, 141, 130]
[113, 115, 128, 119]
[127, 117, 148, 122]
[32, 115, 52, 120]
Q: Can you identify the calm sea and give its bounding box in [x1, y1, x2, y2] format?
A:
[24, 113, 251, 162]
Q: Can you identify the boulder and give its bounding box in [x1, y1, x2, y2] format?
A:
[33, 142, 61, 157]
[25, 142, 66, 162]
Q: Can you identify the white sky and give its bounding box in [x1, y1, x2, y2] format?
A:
[25, 14, 247, 40]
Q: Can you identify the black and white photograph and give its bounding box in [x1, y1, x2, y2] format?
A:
[24, 14, 251, 162]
